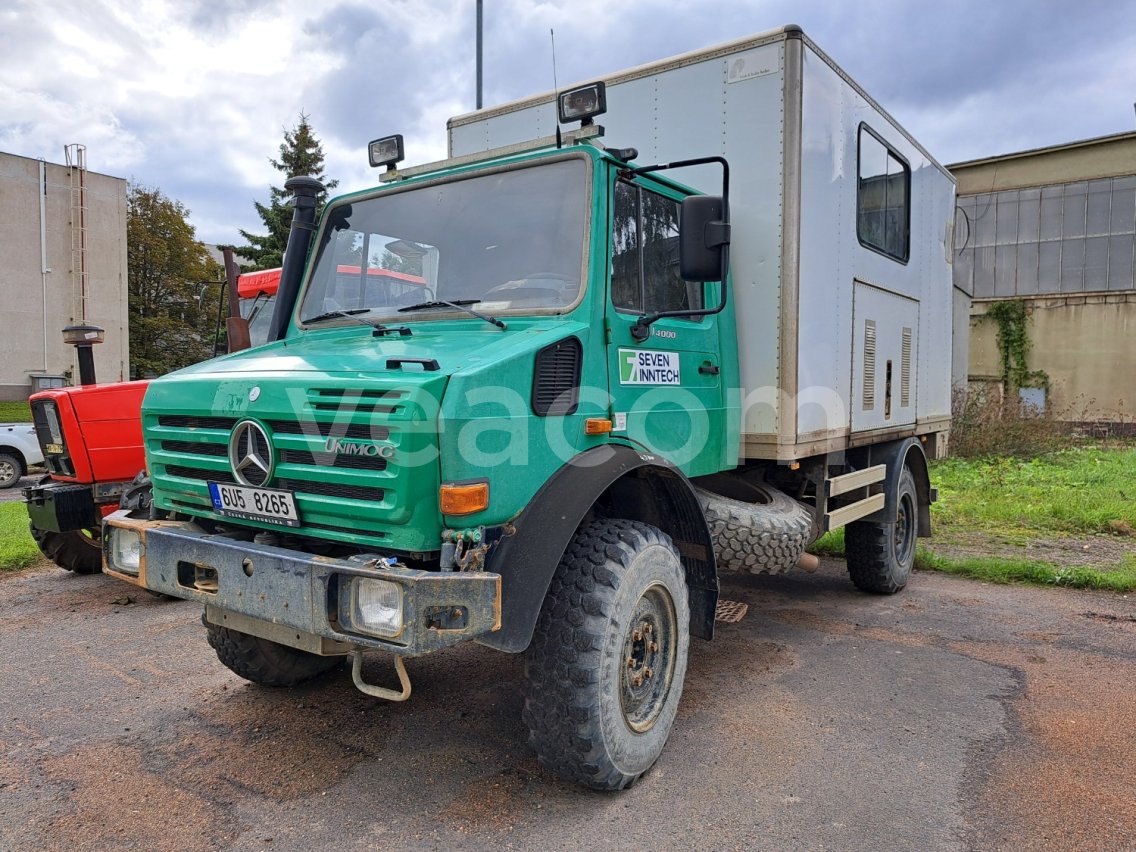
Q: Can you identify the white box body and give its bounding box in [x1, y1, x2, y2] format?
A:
[449, 26, 957, 461]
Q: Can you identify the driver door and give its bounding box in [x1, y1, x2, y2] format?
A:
[606, 177, 727, 477]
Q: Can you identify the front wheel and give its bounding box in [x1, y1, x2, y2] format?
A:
[204, 620, 344, 687]
[523, 519, 690, 791]
[30, 524, 103, 574]
[845, 466, 918, 594]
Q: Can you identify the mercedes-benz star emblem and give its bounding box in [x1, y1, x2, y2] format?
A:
[229, 420, 272, 486]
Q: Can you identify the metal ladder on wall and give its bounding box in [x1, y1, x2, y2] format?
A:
[64, 143, 88, 323]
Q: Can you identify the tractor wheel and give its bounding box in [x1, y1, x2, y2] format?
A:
[30, 524, 103, 574]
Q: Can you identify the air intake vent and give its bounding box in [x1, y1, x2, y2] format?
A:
[901, 326, 912, 408]
[532, 337, 582, 416]
[863, 320, 876, 410]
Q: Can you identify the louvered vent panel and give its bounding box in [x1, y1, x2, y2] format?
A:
[901, 326, 912, 408]
[532, 337, 582, 416]
[863, 320, 876, 410]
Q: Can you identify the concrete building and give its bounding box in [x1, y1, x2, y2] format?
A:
[950, 132, 1136, 424]
[0, 147, 129, 401]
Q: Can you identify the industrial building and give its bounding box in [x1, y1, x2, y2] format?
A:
[0, 147, 129, 401]
[950, 132, 1136, 425]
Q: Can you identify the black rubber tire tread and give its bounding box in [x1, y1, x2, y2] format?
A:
[0, 452, 22, 489]
[845, 466, 917, 595]
[204, 620, 343, 687]
[522, 518, 690, 791]
[29, 524, 103, 574]
[695, 483, 812, 575]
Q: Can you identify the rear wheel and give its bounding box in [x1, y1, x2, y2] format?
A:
[845, 466, 918, 594]
[30, 524, 103, 574]
[0, 452, 22, 489]
[205, 620, 344, 687]
[523, 519, 690, 791]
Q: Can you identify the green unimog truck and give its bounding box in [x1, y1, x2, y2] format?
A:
[104, 26, 958, 790]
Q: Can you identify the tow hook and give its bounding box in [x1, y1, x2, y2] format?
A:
[350, 650, 412, 702]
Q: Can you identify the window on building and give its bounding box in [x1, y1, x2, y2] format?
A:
[611, 180, 703, 315]
[955, 173, 1136, 297]
[858, 126, 911, 263]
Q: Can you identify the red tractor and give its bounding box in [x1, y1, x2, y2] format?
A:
[23, 267, 280, 573]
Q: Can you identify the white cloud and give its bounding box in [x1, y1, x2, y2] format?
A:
[3, 0, 1135, 245]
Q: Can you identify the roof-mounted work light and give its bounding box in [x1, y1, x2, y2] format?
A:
[557, 82, 606, 125]
[368, 135, 405, 170]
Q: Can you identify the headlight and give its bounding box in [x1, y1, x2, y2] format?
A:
[351, 578, 403, 638]
[109, 527, 144, 575]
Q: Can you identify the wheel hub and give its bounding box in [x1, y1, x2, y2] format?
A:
[619, 584, 677, 733]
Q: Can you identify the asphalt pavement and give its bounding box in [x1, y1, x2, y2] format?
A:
[0, 556, 1132, 850]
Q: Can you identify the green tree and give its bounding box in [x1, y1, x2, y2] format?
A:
[127, 184, 223, 377]
[237, 112, 338, 270]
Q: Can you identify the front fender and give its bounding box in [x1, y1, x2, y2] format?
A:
[478, 443, 718, 653]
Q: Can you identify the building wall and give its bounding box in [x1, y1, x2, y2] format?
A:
[969, 294, 1135, 421]
[950, 133, 1136, 421]
[0, 151, 129, 401]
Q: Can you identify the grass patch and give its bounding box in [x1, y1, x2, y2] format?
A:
[914, 549, 1136, 593]
[0, 502, 40, 571]
[0, 401, 32, 422]
[807, 446, 1136, 592]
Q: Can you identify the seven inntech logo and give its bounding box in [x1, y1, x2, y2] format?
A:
[619, 349, 681, 385]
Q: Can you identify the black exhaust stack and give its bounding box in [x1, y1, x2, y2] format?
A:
[267, 175, 326, 343]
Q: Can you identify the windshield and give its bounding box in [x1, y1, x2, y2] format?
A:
[241, 293, 277, 347]
[299, 157, 588, 324]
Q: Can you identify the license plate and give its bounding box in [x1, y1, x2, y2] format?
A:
[45, 443, 64, 455]
[208, 482, 300, 527]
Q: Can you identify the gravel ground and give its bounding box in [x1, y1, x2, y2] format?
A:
[0, 557, 1133, 850]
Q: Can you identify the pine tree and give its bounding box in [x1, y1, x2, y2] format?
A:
[237, 112, 338, 270]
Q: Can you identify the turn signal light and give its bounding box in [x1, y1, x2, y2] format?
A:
[585, 418, 613, 435]
[440, 482, 489, 515]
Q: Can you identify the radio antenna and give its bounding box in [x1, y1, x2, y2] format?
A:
[551, 28, 562, 148]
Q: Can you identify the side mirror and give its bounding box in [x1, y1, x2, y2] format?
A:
[679, 195, 730, 281]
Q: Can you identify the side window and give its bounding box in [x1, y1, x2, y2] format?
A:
[612, 180, 702, 315]
[858, 126, 910, 263]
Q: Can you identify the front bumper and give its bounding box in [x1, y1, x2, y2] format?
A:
[102, 511, 501, 656]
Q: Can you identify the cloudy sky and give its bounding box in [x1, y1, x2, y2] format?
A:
[3, 0, 1134, 246]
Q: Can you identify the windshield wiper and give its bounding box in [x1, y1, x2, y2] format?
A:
[397, 299, 506, 330]
[300, 308, 373, 325]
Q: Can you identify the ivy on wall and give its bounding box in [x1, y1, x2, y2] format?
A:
[985, 299, 1049, 392]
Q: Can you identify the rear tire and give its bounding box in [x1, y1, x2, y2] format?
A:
[0, 452, 23, 489]
[523, 519, 690, 791]
[30, 524, 103, 574]
[845, 466, 918, 594]
[204, 620, 343, 687]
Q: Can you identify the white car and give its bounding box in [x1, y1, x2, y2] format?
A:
[0, 422, 43, 489]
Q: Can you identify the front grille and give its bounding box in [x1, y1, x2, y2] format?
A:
[162, 440, 227, 457]
[31, 399, 75, 476]
[158, 415, 237, 430]
[275, 478, 384, 502]
[268, 420, 390, 441]
[279, 448, 387, 470]
[164, 465, 384, 502]
[167, 465, 235, 484]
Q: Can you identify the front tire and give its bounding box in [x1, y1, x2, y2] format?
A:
[204, 620, 343, 687]
[523, 519, 690, 791]
[845, 466, 918, 594]
[30, 524, 103, 574]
